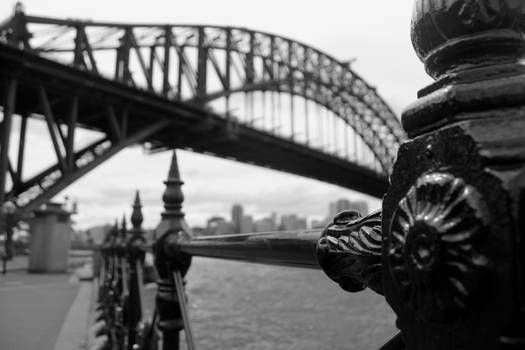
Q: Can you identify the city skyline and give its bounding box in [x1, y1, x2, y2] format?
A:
[194, 197, 369, 235]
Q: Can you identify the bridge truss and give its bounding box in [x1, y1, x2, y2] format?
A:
[0, 6, 404, 215]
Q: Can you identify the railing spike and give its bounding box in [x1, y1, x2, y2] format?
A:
[161, 150, 185, 220]
[120, 213, 127, 236]
[131, 189, 143, 231]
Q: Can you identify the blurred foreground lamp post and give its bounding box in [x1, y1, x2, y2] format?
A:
[2, 201, 16, 274]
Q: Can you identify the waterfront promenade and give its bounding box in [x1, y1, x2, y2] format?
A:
[0, 256, 93, 350]
[0, 255, 396, 350]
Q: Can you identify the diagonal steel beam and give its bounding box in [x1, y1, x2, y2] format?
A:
[19, 119, 169, 214]
[130, 32, 152, 90]
[7, 159, 18, 187]
[162, 27, 172, 97]
[9, 138, 108, 199]
[66, 95, 78, 170]
[80, 27, 99, 74]
[106, 105, 123, 141]
[0, 78, 17, 206]
[16, 114, 27, 180]
[38, 85, 68, 173]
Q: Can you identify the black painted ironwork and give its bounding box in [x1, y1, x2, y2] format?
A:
[174, 229, 321, 268]
[151, 151, 390, 349]
[380, 0, 525, 348]
[96, 192, 156, 350]
[154, 151, 192, 350]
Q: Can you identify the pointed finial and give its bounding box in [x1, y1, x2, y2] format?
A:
[106, 218, 119, 248]
[120, 214, 127, 237]
[161, 151, 185, 219]
[112, 218, 119, 237]
[14, 2, 25, 15]
[131, 190, 143, 231]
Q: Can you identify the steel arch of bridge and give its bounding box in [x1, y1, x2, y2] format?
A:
[0, 8, 404, 214]
[1, 11, 404, 167]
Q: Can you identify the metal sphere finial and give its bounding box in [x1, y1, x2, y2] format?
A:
[411, 0, 525, 78]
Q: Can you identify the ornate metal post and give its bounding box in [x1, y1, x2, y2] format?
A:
[154, 151, 192, 350]
[126, 191, 147, 350]
[110, 219, 122, 350]
[99, 220, 120, 350]
[381, 1, 525, 349]
[116, 215, 128, 350]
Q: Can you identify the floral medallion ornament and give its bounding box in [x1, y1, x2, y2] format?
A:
[317, 210, 383, 295]
[388, 173, 491, 323]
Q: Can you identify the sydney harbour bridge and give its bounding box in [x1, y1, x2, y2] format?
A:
[0, 4, 404, 218]
[0, 3, 409, 350]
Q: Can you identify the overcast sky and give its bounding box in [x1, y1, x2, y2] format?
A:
[0, 1, 433, 229]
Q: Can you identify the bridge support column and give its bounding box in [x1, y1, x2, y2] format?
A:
[29, 202, 73, 273]
[381, 1, 525, 349]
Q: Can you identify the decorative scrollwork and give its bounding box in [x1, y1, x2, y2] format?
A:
[458, 0, 508, 26]
[411, 0, 525, 77]
[388, 172, 491, 322]
[317, 210, 383, 295]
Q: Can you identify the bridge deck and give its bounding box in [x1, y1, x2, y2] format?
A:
[0, 43, 388, 198]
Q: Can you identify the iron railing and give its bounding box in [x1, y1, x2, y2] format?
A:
[96, 192, 155, 350]
[95, 151, 397, 350]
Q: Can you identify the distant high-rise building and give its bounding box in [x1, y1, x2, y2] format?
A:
[231, 204, 244, 233]
[336, 199, 352, 213]
[270, 212, 277, 229]
[311, 219, 326, 229]
[206, 217, 234, 235]
[240, 215, 254, 233]
[327, 198, 370, 221]
[296, 217, 307, 230]
[254, 217, 275, 232]
[328, 202, 338, 218]
[348, 200, 369, 215]
[192, 226, 206, 236]
[280, 214, 307, 231]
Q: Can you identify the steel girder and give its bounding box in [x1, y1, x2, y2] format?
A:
[0, 42, 389, 208]
[0, 74, 169, 216]
[0, 11, 404, 173]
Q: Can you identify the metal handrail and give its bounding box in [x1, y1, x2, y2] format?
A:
[176, 229, 323, 269]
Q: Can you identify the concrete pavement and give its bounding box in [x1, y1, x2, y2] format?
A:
[0, 258, 94, 350]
